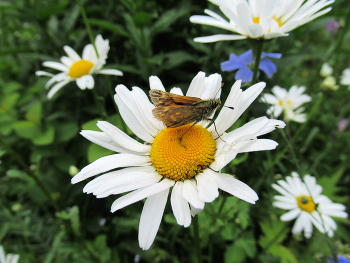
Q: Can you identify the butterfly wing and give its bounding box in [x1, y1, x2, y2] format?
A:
[152, 105, 208, 128]
[149, 89, 201, 106]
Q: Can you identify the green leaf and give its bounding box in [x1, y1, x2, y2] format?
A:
[69, 206, 81, 237]
[151, 6, 188, 34]
[54, 153, 75, 172]
[82, 119, 101, 132]
[25, 102, 42, 123]
[1, 93, 20, 110]
[89, 19, 129, 37]
[54, 121, 79, 142]
[224, 232, 256, 263]
[6, 169, 35, 184]
[268, 244, 298, 263]
[32, 125, 55, 145]
[88, 143, 113, 163]
[259, 216, 289, 249]
[13, 120, 41, 139]
[318, 168, 346, 203]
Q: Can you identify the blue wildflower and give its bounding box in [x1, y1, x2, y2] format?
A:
[221, 50, 281, 83]
[328, 255, 350, 263]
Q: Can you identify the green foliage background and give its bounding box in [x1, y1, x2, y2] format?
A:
[0, 0, 349, 262]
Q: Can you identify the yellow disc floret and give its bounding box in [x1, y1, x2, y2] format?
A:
[69, 59, 94, 78]
[150, 124, 216, 181]
[297, 195, 316, 212]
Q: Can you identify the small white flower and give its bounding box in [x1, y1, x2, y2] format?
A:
[261, 85, 312, 123]
[190, 0, 334, 43]
[71, 72, 285, 250]
[0, 246, 20, 263]
[272, 172, 348, 238]
[321, 76, 339, 91]
[340, 68, 350, 87]
[36, 35, 123, 99]
[320, 63, 333, 77]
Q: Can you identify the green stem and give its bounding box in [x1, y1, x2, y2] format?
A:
[91, 88, 108, 120]
[193, 215, 203, 263]
[103, 75, 119, 113]
[327, 1, 350, 63]
[76, 0, 99, 57]
[0, 136, 59, 212]
[254, 94, 324, 190]
[251, 40, 264, 84]
[281, 128, 301, 172]
[212, 196, 227, 224]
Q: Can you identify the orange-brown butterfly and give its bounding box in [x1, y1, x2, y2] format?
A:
[149, 89, 222, 128]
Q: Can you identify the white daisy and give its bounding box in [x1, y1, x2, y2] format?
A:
[36, 35, 123, 99]
[190, 0, 334, 43]
[261, 85, 312, 123]
[272, 172, 348, 238]
[0, 246, 19, 263]
[71, 72, 285, 250]
[340, 68, 350, 87]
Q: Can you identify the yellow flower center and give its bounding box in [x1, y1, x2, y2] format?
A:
[272, 17, 283, 27]
[252, 17, 283, 27]
[68, 59, 94, 78]
[150, 124, 216, 181]
[278, 99, 292, 106]
[297, 195, 316, 212]
[252, 17, 260, 24]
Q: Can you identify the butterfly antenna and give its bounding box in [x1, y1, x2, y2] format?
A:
[179, 122, 197, 141]
[210, 119, 226, 142]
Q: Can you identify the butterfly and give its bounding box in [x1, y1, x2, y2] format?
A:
[149, 89, 221, 128]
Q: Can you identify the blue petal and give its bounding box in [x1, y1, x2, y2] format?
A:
[221, 60, 245, 71]
[239, 49, 253, 64]
[261, 52, 282, 59]
[259, 59, 277, 78]
[235, 67, 253, 83]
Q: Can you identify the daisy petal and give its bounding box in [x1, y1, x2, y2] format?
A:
[193, 34, 247, 43]
[111, 179, 174, 212]
[76, 75, 95, 90]
[43, 61, 68, 72]
[47, 80, 70, 99]
[213, 171, 258, 204]
[139, 188, 169, 250]
[171, 182, 192, 227]
[98, 69, 123, 76]
[71, 154, 150, 184]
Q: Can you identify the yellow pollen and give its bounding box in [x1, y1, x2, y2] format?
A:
[278, 99, 284, 106]
[286, 100, 292, 105]
[297, 195, 316, 212]
[150, 124, 216, 181]
[68, 59, 94, 78]
[252, 17, 260, 24]
[272, 17, 283, 27]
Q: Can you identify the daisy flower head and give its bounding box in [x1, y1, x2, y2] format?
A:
[190, 0, 334, 43]
[221, 49, 281, 83]
[0, 245, 20, 263]
[261, 85, 312, 123]
[71, 72, 285, 250]
[36, 35, 123, 99]
[272, 172, 348, 238]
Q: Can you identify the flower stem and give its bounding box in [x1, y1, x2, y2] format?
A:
[193, 215, 203, 263]
[255, 94, 324, 190]
[76, 0, 99, 57]
[0, 136, 59, 212]
[91, 88, 108, 120]
[251, 40, 264, 84]
[327, 1, 350, 63]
